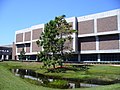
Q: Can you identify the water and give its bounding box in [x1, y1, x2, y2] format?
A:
[11, 69, 100, 89]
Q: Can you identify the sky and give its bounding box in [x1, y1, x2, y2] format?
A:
[0, 0, 120, 45]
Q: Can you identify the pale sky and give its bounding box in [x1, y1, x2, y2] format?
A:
[0, 0, 120, 45]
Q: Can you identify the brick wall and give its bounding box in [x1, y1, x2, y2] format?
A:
[79, 37, 96, 51]
[16, 33, 23, 42]
[99, 35, 119, 50]
[97, 16, 118, 32]
[25, 31, 31, 41]
[32, 28, 43, 40]
[78, 20, 94, 35]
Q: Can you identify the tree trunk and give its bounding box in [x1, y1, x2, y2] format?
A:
[53, 64, 55, 69]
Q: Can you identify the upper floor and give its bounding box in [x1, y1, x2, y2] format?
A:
[15, 9, 120, 55]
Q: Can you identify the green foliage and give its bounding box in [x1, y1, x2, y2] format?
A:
[37, 15, 76, 68]
[48, 66, 79, 73]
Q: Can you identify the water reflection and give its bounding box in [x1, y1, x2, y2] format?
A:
[11, 69, 99, 89]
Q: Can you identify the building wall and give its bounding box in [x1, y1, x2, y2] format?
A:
[77, 9, 120, 62]
[79, 37, 96, 51]
[32, 42, 42, 52]
[12, 42, 16, 60]
[97, 16, 118, 32]
[26, 43, 30, 53]
[78, 20, 94, 35]
[15, 24, 44, 59]
[32, 28, 43, 40]
[99, 35, 119, 50]
[16, 33, 23, 42]
[64, 39, 73, 51]
[17, 44, 24, 53]
[15, 9, 120, 62]
[25, 31, 31, 41]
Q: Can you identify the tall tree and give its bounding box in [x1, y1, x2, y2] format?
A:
[37, 15, 76, 68]
[54, 15, 76, 66]
[37, 20, 59, 68]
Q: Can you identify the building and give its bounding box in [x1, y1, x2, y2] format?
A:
[13, 9, 120, 62]
[0, 45, 12, 61]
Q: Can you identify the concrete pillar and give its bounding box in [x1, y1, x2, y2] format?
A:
[6, 55, 9, 60]
[26, 56, 28, 61]
[72, 17, 77, 52]
[0, 55, 1, 59]
[119, 33, 120, 50]
[1, 55, 4, 60]
[94, 18, 97, 34]
[16, 69, 19, 73]
[98, 54, 100, 62]
[96, 36, 99, 51]
[36, 56, 38, 61]
[16, 55, 19, 60]
[66, 58, 68, 62]
[78, 54, 81, 62]
[12, 42, 16, 60]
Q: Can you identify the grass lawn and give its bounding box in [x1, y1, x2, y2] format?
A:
[0, 61, 120, 90]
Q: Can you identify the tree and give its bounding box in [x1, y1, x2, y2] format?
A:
[19, 48, 26, 61]
[54, 15, 76, 66]
[37, 20, 59, 68]
[37, 15, 76, 68]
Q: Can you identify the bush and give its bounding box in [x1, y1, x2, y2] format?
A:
[47, 80, 69, 89]
[47, 67, 67, 73]
[47, 66, 81, 73]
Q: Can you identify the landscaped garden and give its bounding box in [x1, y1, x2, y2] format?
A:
[0, 61, 120, 90]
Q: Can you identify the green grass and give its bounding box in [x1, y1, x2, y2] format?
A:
[35, 65, 120, 83]
[0, 65, 53, 90]
[0, 61, 120, 90]
[89, 65, 120, 75]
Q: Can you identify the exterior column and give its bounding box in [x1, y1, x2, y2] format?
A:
[65, 56, 68, 62]
[16, 55, 19, 60]
[30, 28, 32, 53]
[26, 56, 28, 61]
[96, 36, 99, 51]
[6, 55, 9, 60]
[98, 54, 100, 62]
[94, 18, 97, 34]
[72, 17, 77, 52]
[119, 33, 120, 50]
[78, 54, 80, 62]
[118, 11, 120, 31]
[12, 42, 16, 60]
[36, 56, 38, 61]
[1, 55, 4, 60]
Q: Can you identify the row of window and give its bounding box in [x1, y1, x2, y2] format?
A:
[18, 54, 120, 62]
[81, 54, 120, 61]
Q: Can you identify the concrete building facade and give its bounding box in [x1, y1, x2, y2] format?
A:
[13, 9, 120, 62]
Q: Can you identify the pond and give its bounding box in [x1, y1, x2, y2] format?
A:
[11, 69, 100, 89]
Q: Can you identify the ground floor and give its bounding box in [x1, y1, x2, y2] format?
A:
[79, 53, 120, 62]
[0, 55, 12, 61]
[15, 53, 120, 63]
